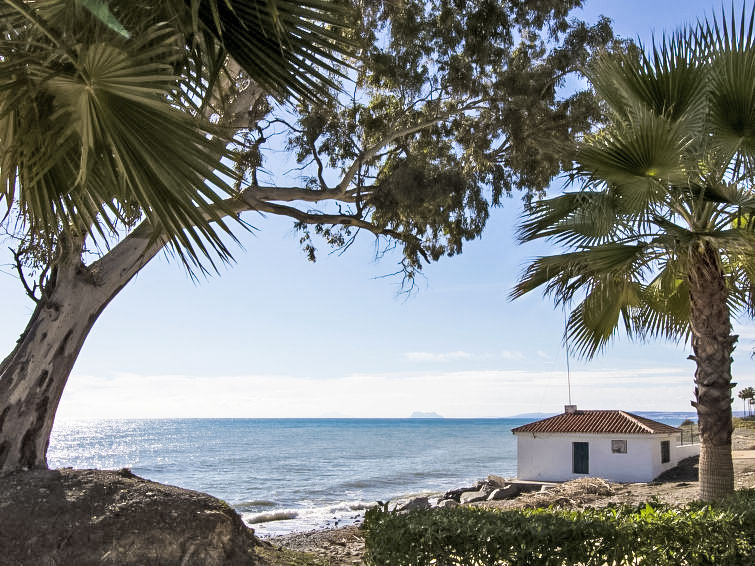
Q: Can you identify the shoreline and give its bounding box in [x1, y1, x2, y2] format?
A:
[265, 427, 755, 565]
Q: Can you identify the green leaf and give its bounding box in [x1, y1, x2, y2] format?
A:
[76, 0, 130, 38]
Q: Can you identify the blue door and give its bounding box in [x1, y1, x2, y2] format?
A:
[573, 442, 589, 474]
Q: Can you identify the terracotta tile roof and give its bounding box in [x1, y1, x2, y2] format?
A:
[511, 410, 681, 435]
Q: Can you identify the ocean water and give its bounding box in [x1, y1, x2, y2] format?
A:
[47, 417, 689, 536]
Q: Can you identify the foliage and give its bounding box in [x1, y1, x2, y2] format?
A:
[1, 0, 619, 287]
[0, 0, 354, 270]
[733, 416, 755, 429]
[512, 5, 755, 357]
[362, 490, 755, 566]
[282, 0, 618, 277]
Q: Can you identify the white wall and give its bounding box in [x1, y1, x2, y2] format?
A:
[516, 433, 699, 483]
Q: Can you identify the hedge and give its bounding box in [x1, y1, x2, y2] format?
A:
[362, 490, 755, 565]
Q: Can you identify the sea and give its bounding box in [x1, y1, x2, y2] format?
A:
[47, 416, 692, 537]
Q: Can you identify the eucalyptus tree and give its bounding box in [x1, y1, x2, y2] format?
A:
[513, 7, 755, 500]
[0, 0, 615, 473]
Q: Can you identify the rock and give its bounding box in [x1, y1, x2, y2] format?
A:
[487, 484, 519, 501]
[437, 499, 458, 508]
[397, 496, 431, 512]
[0, 468, 262, 566]
[487, 474, 509, 488]
[459, 489, 489, 504]
[474, 479, 498, 495]
[442, 486, 476, 502]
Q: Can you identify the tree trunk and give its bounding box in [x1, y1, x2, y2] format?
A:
[687, 242, 736, 501]
[0, 225, 162, 474]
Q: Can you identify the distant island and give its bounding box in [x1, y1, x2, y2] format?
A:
[410, 411, 444, 419]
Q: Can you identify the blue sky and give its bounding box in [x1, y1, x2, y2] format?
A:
[3, 0, 754, 418]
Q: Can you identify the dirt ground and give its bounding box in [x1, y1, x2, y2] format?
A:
[267, 428, 755, 566]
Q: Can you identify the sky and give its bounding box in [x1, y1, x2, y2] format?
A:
[2, 0, 754, 419]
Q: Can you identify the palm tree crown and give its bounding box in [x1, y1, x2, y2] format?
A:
[513, 9, 755, 357]
[512, 5, 755, 500]
[0, 0, 353, 269]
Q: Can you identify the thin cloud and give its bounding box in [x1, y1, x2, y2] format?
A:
[536, 350, 552, 360]
[53, 364, 721, 420]
[501, 350, 524, 360]
[404, 351, 472, 362]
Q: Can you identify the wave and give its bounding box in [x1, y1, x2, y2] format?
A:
[245, 511, 298, 524]
[242, 499, 374, 536]
[327, 500, 372, 512]
[234, 500, 278, 511]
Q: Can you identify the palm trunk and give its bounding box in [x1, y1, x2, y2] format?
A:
[687, 242, 736, 501]
[0, 225, 162, 474]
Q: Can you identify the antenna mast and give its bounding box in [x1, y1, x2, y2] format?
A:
[564, 308, 572, 405]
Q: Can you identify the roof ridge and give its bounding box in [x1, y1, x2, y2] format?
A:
[510, 409, 681, 435]
[618, 410, 654, 433]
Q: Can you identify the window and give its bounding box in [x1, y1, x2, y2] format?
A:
[661, 440, 670, 464]
[573, 442, 589, 474]
[611, 439, 627, 453]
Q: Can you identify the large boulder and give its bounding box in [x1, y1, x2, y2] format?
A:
[0, 468, 262, 566]
[397, 496, 431, 512]
[487, 484, 520, 501]
[442, 485, 477, 502]
[459, 489, 489, 504]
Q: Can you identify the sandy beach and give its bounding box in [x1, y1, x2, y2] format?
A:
[266, 428, 755, 565]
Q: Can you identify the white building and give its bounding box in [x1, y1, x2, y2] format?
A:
[512, 406, 700, 483]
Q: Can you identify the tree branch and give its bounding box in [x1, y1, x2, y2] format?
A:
[241, 185, 361, 203]
[11, 247, 38, 302]
[335, 101, 484, 193]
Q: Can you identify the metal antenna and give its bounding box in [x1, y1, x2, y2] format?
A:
[564, 308, 572, 405]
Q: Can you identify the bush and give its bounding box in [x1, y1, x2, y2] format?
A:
[733, 417, 755, 429]
[362, 490, 755, 565]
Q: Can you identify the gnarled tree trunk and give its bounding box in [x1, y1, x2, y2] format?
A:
[0, 225, 162, 474]
[688, 242, 736, 501]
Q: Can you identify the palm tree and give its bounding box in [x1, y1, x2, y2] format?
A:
[740, 386, 755, 416]
[512, 6, 755, 501]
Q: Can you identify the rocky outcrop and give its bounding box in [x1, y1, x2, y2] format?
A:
[397, 496, 432, 512]
[433, 476, 552, 508]
[0, 468, 262, 566]
[487, 484, 520, 501]
[459, 489, 489, 504]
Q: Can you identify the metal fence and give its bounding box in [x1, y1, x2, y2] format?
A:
[679, 428, 700, 445]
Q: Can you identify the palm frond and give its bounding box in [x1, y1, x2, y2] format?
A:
[704, 5, 755, 172]
[511, 243, 648, 303]
[575, 106, 688, 195]
[1, 10, 241, 270]
[187, 0, 356, 102]
[566, 278, 642, 358]
[588, 32, 707, 126]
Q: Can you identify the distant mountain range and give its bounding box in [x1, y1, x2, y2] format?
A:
[409, 411, 444, 419]
[509, 411, 700, 421]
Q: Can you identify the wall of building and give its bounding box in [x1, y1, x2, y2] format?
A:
[516, 433, 699, 483]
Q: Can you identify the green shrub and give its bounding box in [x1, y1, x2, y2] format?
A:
[362, 490, 755, 565]
[733, 417, 755, 429]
